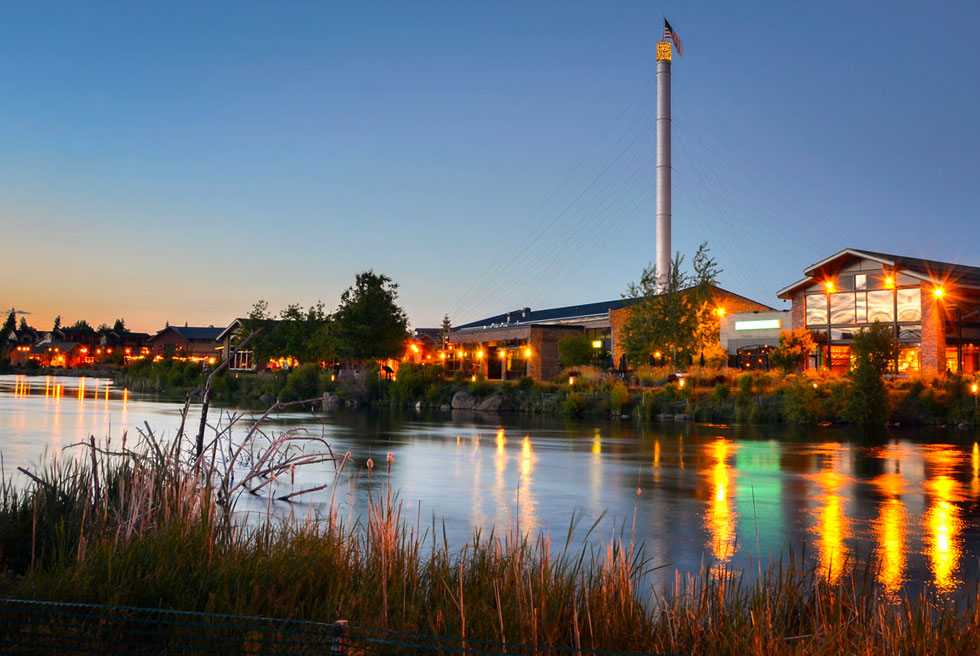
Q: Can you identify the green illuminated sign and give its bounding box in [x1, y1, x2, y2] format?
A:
[735, 319, 781, 331]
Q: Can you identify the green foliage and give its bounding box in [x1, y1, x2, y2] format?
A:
[280, 363, 324, 402]
[316, 271, 409, 365]
[621, 242, 720, 368]
[390, 363, 444, 404]
[770, 329, 815, 374]
[608, 381, 630, 414]
[561, 391, 589, 416]
[557, 334, 595, 368]
[242, 300, 328, 365]
[846, 322, 899, 427]
[780, 378, 826, 424]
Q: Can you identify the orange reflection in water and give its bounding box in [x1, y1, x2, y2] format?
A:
[808, 444, 851, 583]
[496, 428, 506, 455]
[704, 438, 737, 563]
[520, 435, 533, 479]
[972, 443, 979, 499]
[924, 470, 963, 593]
[872, 472, 906, 593]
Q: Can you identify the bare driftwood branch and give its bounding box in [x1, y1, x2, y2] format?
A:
[196, 328, 262, 456]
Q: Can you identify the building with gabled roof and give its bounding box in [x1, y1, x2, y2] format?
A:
[449, 286, 773, 381]
[777, 248, 980, 374]
[147, 325, 224, 360]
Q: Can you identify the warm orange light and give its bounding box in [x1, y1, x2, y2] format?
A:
[972, 384, 978, 395]
[80, 347, 88, 354]
[568, 376, 575, 385]
[825, 281, 835, 292]
[471, 375, 476, 382]
[654, 351, 662, 359]
[714, 307, 726, 316]
[439, 352, 446, 360]
[678, 378, 685, 388]
[107, 348, 112, 354]
[125, 347, 131, 354]
[885, 276, 894, 287]
[476, 350, 484, 359]
[934, 287, 944, 298]
[410, 343, 420, 353]
[498, 349, 505, 359]
[524, 348, 532, 358]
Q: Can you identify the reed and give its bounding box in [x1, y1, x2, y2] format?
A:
[2, 418, 980, 654]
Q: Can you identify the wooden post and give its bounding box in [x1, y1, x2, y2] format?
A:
[331, 620, 349, 655]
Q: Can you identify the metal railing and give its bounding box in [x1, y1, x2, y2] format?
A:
[0, 598, 670, 655]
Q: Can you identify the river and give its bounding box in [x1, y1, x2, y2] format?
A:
[2, 373, 980, 595]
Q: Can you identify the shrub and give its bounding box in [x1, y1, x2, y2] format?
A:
[561, 391, 590, 417]
[770, 329, 815, 374]
[845, 322, 898, 427]
[280, 363, 322, 401]
[609, 381, 630, 414]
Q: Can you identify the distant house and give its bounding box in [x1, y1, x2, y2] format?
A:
[11, 341, 85, 367]
[147, 325, 223, 361]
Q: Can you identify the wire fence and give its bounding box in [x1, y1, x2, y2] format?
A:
[0, 598, 671, 656]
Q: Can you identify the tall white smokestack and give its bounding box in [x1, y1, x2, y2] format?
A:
[655, 40, 672, 292]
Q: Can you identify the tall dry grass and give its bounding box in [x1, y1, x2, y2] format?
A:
[2, 406, 980, 654]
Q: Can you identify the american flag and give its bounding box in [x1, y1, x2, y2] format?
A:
[664, 18, 683, 57]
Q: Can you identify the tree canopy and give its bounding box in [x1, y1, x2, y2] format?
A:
[315, 270, 408, 365]
[621, 242, 721, 368]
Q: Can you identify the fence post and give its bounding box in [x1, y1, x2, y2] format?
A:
[331, 620, 349, 655]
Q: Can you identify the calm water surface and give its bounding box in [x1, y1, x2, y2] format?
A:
[3, 373, 980, 595]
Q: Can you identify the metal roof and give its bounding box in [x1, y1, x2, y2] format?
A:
[454, 298, 630, 331]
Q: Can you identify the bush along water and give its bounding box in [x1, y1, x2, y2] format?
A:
[113, 357, 980, 426]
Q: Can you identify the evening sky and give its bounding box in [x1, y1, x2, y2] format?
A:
[1, 1, 978, 332]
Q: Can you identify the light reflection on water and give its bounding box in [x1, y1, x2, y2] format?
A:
[3, 374, 980, 595]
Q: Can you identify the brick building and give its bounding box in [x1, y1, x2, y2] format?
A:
[448, 301, 626, 382]
[608, 286, 774, 367]
[776, 248, 980, 375]
[147, 325, 223, 360]
[450, 286, 772, 382]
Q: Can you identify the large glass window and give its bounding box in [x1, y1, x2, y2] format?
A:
[867, 290, 894, 323]
[855, 293, 867, 323]
[805, 294, 827, 326]
[830, 293, 855, 324]
[898, 325, 921, 341]
[896, 288, 922, 322]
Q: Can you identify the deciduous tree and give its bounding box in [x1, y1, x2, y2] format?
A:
[317, 271, 408, 366]
[621, 243, 721, 369]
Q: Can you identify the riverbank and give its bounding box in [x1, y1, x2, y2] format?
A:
[2, 433, 980, 655]
[5, 360, 980, 426]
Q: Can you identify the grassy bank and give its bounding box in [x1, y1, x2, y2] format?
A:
[2, 418, 980, 655]
[8, 358, 980, 426]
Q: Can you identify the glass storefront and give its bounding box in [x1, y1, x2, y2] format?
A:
[804, 282, 923, 374]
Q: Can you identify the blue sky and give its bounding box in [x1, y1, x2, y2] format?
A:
[2, 1, 978, 332]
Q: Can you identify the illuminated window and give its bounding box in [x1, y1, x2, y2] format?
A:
[854, 274, 867, 290]
[897, 347, 920, 374]
[896, 288, 922, 322]
[830, 293, 855, 325]
[867, 290, 894, 323]
[805, 294, 828, 326]
[946, 347, 959, 374]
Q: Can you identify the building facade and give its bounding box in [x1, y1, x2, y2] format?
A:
[777, 249, 980, 375]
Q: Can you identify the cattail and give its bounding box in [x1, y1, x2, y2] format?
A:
[386, 452, 394, 464]
[366, 458, 374, 470]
